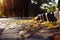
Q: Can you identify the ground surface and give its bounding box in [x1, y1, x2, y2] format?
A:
[0, 18, 60, 40]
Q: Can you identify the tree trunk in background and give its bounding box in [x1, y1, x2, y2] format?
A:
[14, 0, 24, 17]
[3, 0, 24, 17]
[3, 0, 13, 17]
[24, 0, 31, 17]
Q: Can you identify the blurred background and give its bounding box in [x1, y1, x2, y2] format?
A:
[0, 0, 59, 17]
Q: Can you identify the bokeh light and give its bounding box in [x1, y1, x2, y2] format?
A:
[0, 0, 3, 3]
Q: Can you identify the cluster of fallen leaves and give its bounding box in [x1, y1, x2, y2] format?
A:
[7, 18, 60, 30]
[19, 18, 60, 29]
[17, 19, 60, 38]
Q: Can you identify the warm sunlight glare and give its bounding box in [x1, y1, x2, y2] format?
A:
[0, 0, 3, 4]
